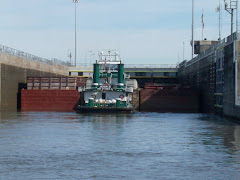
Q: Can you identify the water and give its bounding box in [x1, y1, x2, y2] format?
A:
[0, 112, 240, 180]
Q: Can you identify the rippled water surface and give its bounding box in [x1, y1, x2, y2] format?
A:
[0, 112, 240, 179]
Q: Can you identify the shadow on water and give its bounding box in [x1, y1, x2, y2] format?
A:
[0, 112, 29, 122]
[194, 114, 240, 154]
[196, 113, 240, 125]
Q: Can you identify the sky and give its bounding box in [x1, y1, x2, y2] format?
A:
[0, 0, 239, 65]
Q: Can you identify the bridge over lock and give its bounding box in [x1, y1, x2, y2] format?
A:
[69, 63, 178, 88]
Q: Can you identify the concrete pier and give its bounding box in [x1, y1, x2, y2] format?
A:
[0, 50, 69, 111]
[179, 32, 240, 121]
[223, 40, 240, 119]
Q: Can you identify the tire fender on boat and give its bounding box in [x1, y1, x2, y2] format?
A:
[119, 94, 124, 99]
[91, 95, 96, 99]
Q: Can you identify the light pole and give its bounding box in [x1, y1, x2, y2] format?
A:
[73, 0, 80, 67]
[216, 1, 222, 40]
[192, 0, 194, 59]
[67, 51, 72, 65]
[224, 0, 238, 35]
[90, 53, 95, 66]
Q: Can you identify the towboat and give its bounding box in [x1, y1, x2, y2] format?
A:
[77, 50, 135, 113]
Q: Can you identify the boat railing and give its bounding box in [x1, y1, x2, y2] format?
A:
[85, 102, 130, 108]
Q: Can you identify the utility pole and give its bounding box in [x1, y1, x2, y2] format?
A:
[73, 0, 80, 67]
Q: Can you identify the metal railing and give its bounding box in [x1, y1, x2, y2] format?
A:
[125, 64, 178, 69]
[0, 44, 70, 67]
[180, 32, 240, 68]
[75, 63, 93, 67]
[74, 63, 178, 69]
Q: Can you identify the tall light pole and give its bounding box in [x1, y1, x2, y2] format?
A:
[90, 53, 95, 65]
[192, 0, 194, 59]
[73, 0, 80, 67]
[224, 0, 238, 35]
[216, 1, 222, 40]
[183, 41, 185, 61]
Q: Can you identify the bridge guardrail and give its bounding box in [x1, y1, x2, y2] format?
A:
[74, 63, 178, 69]
[125, 64, 178, 68]
[0, 44, 70, 67]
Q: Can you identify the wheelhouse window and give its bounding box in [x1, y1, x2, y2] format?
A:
[78, 72, 83, 76]
[102, 93, 106, 100]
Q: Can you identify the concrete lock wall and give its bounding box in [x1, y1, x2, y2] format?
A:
[178, 53, 216, 113]
[237, 41, 240, 105]
[178, 37, 240, 120]
[223, 40, 240, 119]
[0, 52, 69, 111]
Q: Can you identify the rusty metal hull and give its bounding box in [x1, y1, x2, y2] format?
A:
[21, 90, 80, 112]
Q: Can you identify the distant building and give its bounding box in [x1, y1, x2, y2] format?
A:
[194, 40, 219, 54]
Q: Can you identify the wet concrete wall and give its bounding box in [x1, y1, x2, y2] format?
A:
[179, 37, 240, 120]
[0, 52, 69, 111]
[178, 54, 216, 113]
[223, 41, 240, 120]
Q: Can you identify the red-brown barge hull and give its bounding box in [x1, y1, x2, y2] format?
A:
[21, 90, 80, 112]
